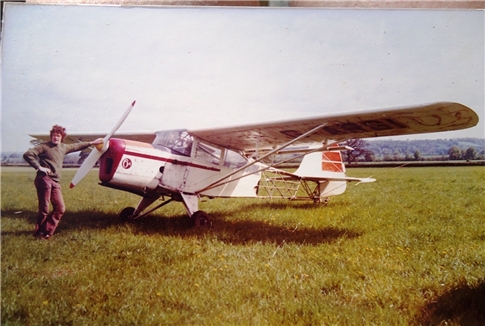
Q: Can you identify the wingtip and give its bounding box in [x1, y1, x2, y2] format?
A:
[69, 183, 75, 189]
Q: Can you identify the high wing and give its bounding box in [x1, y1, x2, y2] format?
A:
[28, 132, 156, 145]
[188, 102, 478, 152]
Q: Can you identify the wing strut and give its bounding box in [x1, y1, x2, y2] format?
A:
[195, 123, 327, 194]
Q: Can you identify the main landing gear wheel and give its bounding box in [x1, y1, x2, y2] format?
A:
[119, 207, 135, 220]
[191, 211, 212, 228]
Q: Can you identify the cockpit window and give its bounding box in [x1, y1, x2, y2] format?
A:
[152, 130, 248, 169]
[153, 130, 193, 156]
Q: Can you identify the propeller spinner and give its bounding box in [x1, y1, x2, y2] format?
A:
[70, 100, 136, 188]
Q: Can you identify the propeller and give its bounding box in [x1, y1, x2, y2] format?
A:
[70, 100, 136, 188]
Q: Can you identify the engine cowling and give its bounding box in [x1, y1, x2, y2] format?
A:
[98, 138, 169, 195]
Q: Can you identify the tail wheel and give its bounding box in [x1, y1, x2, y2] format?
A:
[119, 207, 135, 220]
[191, 211, 212, 228]
[313, 197, 329, 205]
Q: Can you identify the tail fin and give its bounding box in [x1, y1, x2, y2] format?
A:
[293, 144, 375, 198]
[293, 145, 348, 197]
[294, 145, 347, 179]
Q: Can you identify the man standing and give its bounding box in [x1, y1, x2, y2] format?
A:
[23, 125, 103, 239]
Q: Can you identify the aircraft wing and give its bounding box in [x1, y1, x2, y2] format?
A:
[189, 102, 479, 152]
[28, 132, 156, 145]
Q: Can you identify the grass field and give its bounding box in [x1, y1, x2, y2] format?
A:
[2, 166, 484, 325]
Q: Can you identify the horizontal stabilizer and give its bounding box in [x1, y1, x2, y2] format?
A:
[324, 176, 376, 183]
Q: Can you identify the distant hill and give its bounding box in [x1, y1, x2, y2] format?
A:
[366, 138, 485, 160]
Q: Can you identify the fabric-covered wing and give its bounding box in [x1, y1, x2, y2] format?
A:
[189, 102, 478, 152]
[28, 132, 156, 145]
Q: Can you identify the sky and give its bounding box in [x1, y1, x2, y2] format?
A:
[2, 4, 484, 152]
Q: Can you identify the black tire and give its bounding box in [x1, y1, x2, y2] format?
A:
[191, 211, 212, 228]
[119, 207, 135, 220]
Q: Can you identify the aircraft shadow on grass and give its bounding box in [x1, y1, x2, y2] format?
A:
[417, 280, 485, 325]
[1, 205, 361, 246]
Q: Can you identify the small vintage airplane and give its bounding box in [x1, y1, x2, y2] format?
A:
[29, 101, 479, 227]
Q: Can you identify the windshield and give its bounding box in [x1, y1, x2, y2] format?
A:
[153, 130, 193, 156]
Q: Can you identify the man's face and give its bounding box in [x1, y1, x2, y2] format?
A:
[51, 132, 62, 145]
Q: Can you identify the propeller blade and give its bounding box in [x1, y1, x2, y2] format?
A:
[70, 148, 103, 188]
[70, 100, 136, 188]
[105, 100, 136, 141]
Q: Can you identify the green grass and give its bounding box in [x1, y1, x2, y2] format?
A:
[2, 166, 485, 325]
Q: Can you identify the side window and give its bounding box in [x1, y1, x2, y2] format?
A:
[195, 142, 221, 166]
[224, 149, 247, 169]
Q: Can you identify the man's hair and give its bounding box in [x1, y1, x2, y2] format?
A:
[50, 125, 67, 141]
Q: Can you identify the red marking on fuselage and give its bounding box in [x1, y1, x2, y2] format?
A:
[121, 158, 133, 169]
[122, 149, 221, 172]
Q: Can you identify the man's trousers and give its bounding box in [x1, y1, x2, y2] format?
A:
[34, 174, 66, 236]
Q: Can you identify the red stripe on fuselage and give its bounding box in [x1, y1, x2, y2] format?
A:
[122, 150, 221, 172]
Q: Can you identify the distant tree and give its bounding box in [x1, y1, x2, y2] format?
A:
[448, 146, 462, 160]
[413, 150, 422, 161]
[364, 152, 375, 162]
[342, 138, 373, 164]
[479, 150, 485, 160]
[463, 147, 478, 160]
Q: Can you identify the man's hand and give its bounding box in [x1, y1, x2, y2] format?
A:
[38, 166, 51, 175]
[90, 138, 104, 146]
